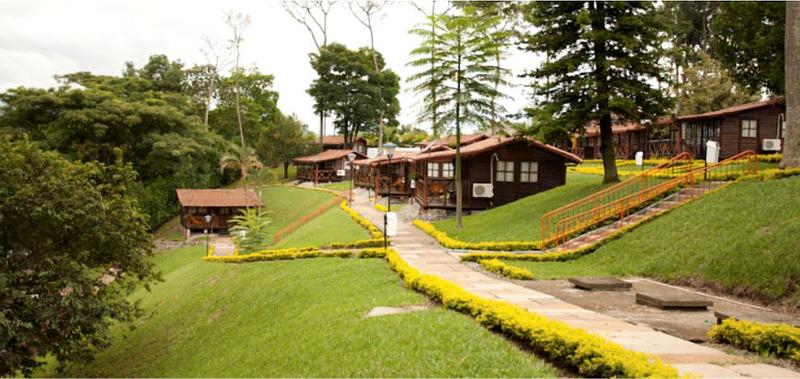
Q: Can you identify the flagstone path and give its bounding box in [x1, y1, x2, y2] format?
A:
[211, 237, 236, 257]
[349, 191, 798, 378]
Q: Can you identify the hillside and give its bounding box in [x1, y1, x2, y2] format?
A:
[433, 173, 607, 242]
[51, 247, 558, 377]
[508, 176, 800, 307]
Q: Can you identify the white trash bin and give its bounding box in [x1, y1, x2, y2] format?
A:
[386, 212, 398, 237]
[706, 141, 720, 164]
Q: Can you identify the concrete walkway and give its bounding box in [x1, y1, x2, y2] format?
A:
[349, 192, 798, 377]
[211, 237, 236, 257]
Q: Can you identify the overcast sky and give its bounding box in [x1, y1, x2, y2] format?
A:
[0, 0, 540, 135]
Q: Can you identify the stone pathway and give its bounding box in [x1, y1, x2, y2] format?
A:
[349, 191, 798, 378]
[211, 237, 236, 257]
[558, 182, 728, 251]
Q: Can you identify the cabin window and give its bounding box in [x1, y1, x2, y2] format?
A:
[741, 120, 757, 138]
[427, 162, 439, 177]
[441, 163, 454, 178]
[496, 161, 514, 182]
[220, 207, 229, 215]
[520, 162, 538, 183]
[781, 116, 787, 139]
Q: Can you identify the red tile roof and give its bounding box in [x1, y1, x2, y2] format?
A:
[176, 189, 263, 207]
[419, 133, 490, 149]
[321, 135, 367, 146]
[583, 120, 646, 137]
[409, 136, 582, 163]
[353, 152, 414, 167]
[292, 149, 367, 164]
[676, 97, 784, 122]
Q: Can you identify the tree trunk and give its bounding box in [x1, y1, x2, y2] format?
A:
[783, 1, 800, 168]
[591, 0, 619, 183]
[283, 161, 290, 179]
[319, 112, 325, 145]
[455, 37, 463, 230]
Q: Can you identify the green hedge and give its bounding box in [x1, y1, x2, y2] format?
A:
[709, 318, 800, 363]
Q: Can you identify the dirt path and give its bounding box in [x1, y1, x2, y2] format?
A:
[349, 191, 799, 378]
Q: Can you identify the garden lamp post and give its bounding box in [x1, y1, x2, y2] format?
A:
[204, 214, 213, 256]
[382, 142, 397, 249]
[347, 152, 356, 204]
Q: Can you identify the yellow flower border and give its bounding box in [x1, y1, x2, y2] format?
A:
[478, 259, 534, 280]
[709, 318, 800, 363]
[412, 220, 540, 251]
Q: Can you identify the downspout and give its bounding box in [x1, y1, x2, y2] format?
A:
[778, 113, 785, 139]
[489, 152, 500, 208]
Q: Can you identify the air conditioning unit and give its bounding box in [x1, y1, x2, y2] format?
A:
[472, 183, 494, 198]
[762, 138, 782, 152]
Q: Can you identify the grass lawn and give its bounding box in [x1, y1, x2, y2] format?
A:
[54, 246, 558, 377]
[508, 175, 800, 306]
[320, 180, 352, 191]
[432, 173, 607, 242]
[272, 206, 370, 248]
[152, 214, 184, 241]
[258, 186, 336, 244]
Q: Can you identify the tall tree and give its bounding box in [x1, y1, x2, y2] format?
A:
[224, 11, 254, 207]
[784, 2, 800, 168]
[407, 1, 447, 137]
[711, 2, 785, 95]
[676, 51, 759, 116]
[219, 143, 264, 180]
[196, 35, 232, 128]
[409, 7, 504, 228]
[520, 2, 671, 183]
[257, 113, 318, 178]
[281, 0, 337, 144]
[660, 2, 720, 100]
[0, 138, 156, 376]
[349, 0, 390, 149]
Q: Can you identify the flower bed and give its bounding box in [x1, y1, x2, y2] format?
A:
[413, 220, 540, 251]
[709, 318, 800, 363]
[203, 247, 386, 263]
[383, 248, 678, 377]
[478, 259, 534, 280]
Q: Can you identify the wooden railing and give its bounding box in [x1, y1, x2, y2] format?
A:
[540, 151, 757, 250]
[415, 178, 456, 207]
[298, 168, 339, 182]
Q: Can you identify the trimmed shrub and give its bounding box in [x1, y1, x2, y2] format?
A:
[709, 318, 800, 363]
[478, 259, 534, 280]
[413, 220, 540, 251]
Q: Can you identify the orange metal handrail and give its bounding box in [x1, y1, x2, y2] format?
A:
[540, 150, 757, 251]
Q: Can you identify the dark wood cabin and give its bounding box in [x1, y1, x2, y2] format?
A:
[353, 152, 417, 198]
[415, 133, 490, 151]
[668, 98, 786, 159]
[409, 137, 582, 210]
[293, 149, 367, 183]
[576, 120, 650, 160]
[321, 135, 368, 155]
[176, 189, 263, 236]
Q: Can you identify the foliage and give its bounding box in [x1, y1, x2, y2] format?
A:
[381, 124, 429, 146]
[218, 144, 264, 180]
[229, 208, 273, 253]
[203, 247, 388, 263]
[307, 43, 400, 146]
[413, 220, 540, 251]
[0, 139, 156, 376]
[675, 51, 759, 116]
[478, 259, 534, 280]
[383, 248, 679, 377]
[257, 113, 318, 178]
[709, 319, 800, 363]
[209, 68, 280, 142]
[711, 2, 785, 95]
[507, 175, 800, 306]
[520, 2, 672, 183]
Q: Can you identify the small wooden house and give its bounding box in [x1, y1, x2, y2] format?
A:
[409, 137, 581, 210]
[176, 189, 263, 236]
[293, 149, 367, 183]
[574, 120, 650, 160]
[670, 98, 786, 159]
[321, 135, 368, 155]
[353, 152, 416, 198]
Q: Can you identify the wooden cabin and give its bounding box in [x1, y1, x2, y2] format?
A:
[409, 137, 581, 210]
[668, 98, 786, 159]
[292, 149, 367, 183]
[176, 189, 263, 236]
[353, 152, 416, 198]
[416, 133, 491, 150]
[321, 135, 368, 155]
[574, 120, 650, 160]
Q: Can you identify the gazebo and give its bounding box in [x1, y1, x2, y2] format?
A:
[292, 149, 367, 183]
[176, 188, 263, 237]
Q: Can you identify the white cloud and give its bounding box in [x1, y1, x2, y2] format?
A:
[0, 0, 540, 135]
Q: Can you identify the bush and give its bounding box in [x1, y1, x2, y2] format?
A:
[413, 220, 540, 251]
[383, 248, 678, 377]
[709, 319, 800, 363]
[478, 259, 535, 280]
[203, 247, 386, 263]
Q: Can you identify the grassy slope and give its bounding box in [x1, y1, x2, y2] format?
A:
[509, 176, 800, 305]
[320, 180, 352, 191]
[272, 206, 370, 248]
[259, 186, 334, 243]
[432, 173, 607, 242]
[60, 247, 558, 377]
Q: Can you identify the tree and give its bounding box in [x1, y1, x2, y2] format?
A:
[0, 138, 156, 376]
[784, 2, 800, 168]
[349, 0, 391, 149]
[711, 2, 785, 95]
[520, 2, 671, 183]
[407, 3, 447, 137]
[194, 35, 232, 128]
[307, 43, 399, 147]
[660, 2, 720, 99]
[219, 143, 264, 181]
[676, 51, 759, 115]
[257, 113, 318, 178]
[281, 0, 337, 144]
[229, 208, 272, 253]
[409, 7, 505, 228]
[209, 68, 280, 142]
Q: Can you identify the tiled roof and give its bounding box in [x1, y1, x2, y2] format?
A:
[584, 120, 647, 137]
[321, 135, 367, 146]
[292, 149, 367, 164]
[176, 189, 263, 207]
[676, 97, 784, 122]
[409, 136, 582, 163]
[353, 152, 414, 167]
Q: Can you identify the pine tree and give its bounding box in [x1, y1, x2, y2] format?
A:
[520, 2, 672, 183]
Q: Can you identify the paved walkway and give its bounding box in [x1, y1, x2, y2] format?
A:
[349, 191, 798, 378]
[211, 237, 236, 257]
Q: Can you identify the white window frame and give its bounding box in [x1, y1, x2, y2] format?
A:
[741, 119, 757, 138]
[441, 163, 454, 178]
[520, 161, 539, 183]
[781, 116, 787, 139]
[427, 162, 439, 178]
[496, 160, 515, 182]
